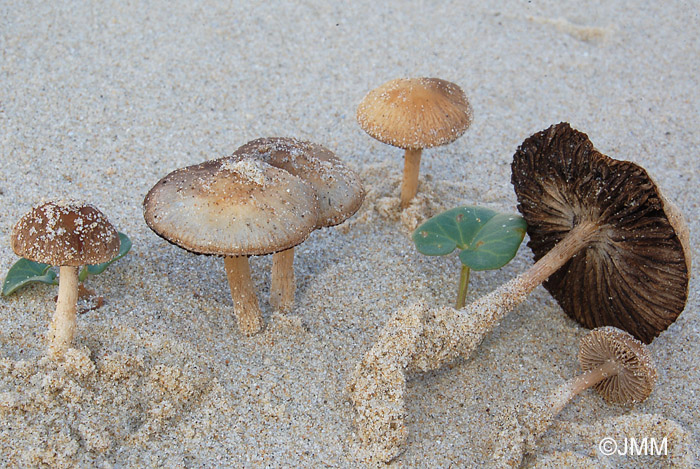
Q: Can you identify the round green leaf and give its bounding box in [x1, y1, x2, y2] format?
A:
[2, 259, 58, 296]
[413, 206, 526, 271]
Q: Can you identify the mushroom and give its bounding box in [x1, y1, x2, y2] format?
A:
[229, 137, 365, 311]
[347, 123, 690, 461]
[143, 158, 319, 335]
[519, 326, 657, 453]
[356, 77, 472, 208]
[11, 201, 120, 358]
[511, 122, 691, 343]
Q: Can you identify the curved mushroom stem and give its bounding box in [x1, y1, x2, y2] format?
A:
[518, 360, 620, 448]
[48, 265, 79, 358]
[224, 256, 264, 336]
[348, 220, 601, 461]
[411, 220, 600, 372]
[548, 360, 619, 417]
[270, 248, 295, 312]
[400, 148, 422, 209]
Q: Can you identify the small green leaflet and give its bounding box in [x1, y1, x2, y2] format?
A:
[80, 232, 132, 281]
[412, 206, 527, 271]
[1, 259, 58, 296]
[2, 232, 132, 296]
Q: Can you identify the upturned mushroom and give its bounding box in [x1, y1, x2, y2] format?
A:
[513, 327, 657, 457]
[348, 123, 690, 461]
[229, 137, 364, 311]
[143, 157, 318, 335]
[11, 201, 120, 358]
[357, 77, 472, 208]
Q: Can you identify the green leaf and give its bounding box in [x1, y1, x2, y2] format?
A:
[83, 232, 132, 278]
[413, 206, 527, 271]
[2, 259, 58, 296]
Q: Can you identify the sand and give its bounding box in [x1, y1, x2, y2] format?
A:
[1, 0, 698, 467]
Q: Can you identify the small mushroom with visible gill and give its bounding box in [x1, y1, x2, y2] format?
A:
[519, 326, 657, 452]
[357, 77, 472, 208]
[230, 137, 365, 311]
[143, 158, 319, 335]
[11, 201, 120, 358]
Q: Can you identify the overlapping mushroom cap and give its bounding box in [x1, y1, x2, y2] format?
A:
[512, 122, 690, 343]
[143, 158, 319, 256]
[12, 201, 120, 266]
[230, 137, 365, 227]
[356, 77, 473, 150]
[579, 326, 657, 405]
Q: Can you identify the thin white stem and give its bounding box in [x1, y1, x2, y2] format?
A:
[48, 265, 79, 358]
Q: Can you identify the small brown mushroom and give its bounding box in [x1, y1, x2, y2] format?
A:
[11, 201, 120, 357]
[143, 158, 318, 335]
[229, 137, 364, 311]
[357, 77, 472, 208]
[520, 327, 657, 450]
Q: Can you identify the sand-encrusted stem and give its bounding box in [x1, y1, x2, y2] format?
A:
[270, 248, 295, 312]
[400, 149, 422, 208]
[48, 266, 80, 358]
[411, 220, 598, 372]
[347, 221, 599, 461]
[224, 256, 264, 336]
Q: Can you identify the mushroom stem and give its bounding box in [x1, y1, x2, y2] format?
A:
[456, 264, 471, 309]
[223, 256, 264, 335]
[411, 220, 600, 372]
[48, 265, 79, 358]
[400, 148, 422, 208]
[548, 360, 620, 416]
[270, 248, 295, 312]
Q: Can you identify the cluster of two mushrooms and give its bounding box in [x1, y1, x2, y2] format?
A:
[143, 138, 364, 335]
[348, 122, 690, 461]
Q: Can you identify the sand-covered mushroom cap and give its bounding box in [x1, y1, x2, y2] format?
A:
[143, 158, 319, 256]
[578, 326, 657, 405]
[512, 122, 690, 343]
[356, 77, 473, 150]
[11, 201, 120, 266]
[230, 137, 365, 227]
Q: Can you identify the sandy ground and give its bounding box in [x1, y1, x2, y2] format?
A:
[1, 0, 698, 467]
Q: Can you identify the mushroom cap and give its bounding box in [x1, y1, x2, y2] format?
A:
[143, 158, 319, 256]
[512, 122, 690, 343]
[578, 326, 657, 405]
[230, 137, 365, 227]
[11, 201, 120, 266]
[356, 77, 473, 150]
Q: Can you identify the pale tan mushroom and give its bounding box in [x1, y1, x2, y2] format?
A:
[143, 158, 319, 335]
[357, 77, 472, 208]
[229, 137, 364, 311]
[11, 201, 120, 358]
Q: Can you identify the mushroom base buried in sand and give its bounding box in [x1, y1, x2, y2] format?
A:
[224, 256, 264, 336]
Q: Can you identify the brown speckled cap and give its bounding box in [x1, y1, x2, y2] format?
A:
[356, 77, 473, 150]
[11, 201, 120, 266]
[578, 326, 657, 405]
[143, 158, 319, 256]
[230, 137, 365, 227]
[512, 122, 690, 343]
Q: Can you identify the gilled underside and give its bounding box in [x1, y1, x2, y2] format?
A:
[512, 123, 689, 343]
